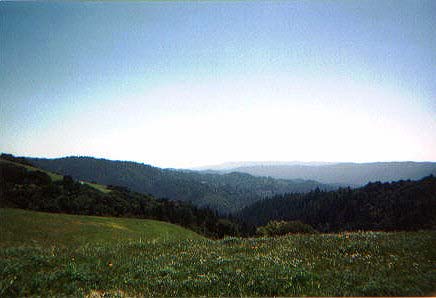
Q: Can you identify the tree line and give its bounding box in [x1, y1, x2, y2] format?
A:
[237, 176, 436, 232]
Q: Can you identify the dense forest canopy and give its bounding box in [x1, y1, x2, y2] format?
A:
[237, 176, 436, 232]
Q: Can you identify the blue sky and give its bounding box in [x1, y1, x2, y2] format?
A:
[1, 1, 435, 168]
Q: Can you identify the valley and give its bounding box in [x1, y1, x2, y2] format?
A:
[28, 156, 335, 213]
[0, 154, 435, 296]
[2, 1, 435, 296]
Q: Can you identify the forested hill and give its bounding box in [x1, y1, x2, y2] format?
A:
[28, 156, 333, 213]
[237, 175, 436, 232]
[0, 156, 249, 238]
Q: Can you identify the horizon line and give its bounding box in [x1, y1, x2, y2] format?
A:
[2, 151, 436, 170]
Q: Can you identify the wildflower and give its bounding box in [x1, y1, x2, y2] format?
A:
[108, 262, 113, 267]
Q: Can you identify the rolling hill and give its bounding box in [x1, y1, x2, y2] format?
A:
[27, 156, 334, 213]
[0, 155, 248, 238]
[1, 208, 434, 296]
[213, 162, 436, 186]
[0, 208, 202, 248]
[0, 157, 110, 193]
[1, 155, 435, 297]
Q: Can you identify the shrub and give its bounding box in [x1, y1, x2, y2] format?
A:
[256, 220, 317, 236]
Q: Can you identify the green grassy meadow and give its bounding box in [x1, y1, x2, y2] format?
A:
[0, 208, 202, 248]
[1, 208, 435, 297]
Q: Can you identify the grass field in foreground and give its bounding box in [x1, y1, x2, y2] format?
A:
[0, 208, 435, 297]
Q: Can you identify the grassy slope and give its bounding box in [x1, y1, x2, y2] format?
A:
[1, 209, 434, 297]
[0, 158, 111, 193]
[0, 208, 202, 248]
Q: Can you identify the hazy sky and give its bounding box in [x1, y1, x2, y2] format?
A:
[1, 1, 435, 168]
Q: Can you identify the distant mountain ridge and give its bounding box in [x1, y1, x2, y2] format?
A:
[193, 161, 335, 171]
[27, 156, 334, 213]
[198, 161, 436, 186]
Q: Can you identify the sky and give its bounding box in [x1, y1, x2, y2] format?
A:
[1, 1, 435, 168]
